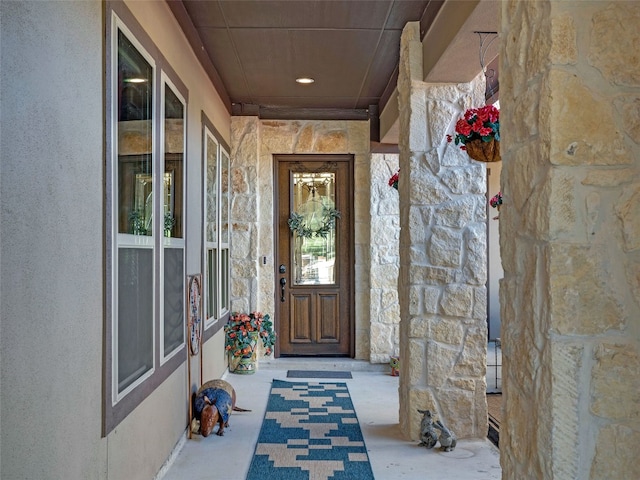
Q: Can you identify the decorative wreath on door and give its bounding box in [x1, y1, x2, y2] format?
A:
[288, 205, 340, 238]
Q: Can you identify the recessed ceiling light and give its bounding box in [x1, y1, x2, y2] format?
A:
[124, 78, 147, 83]
[296, 77, 315, 84]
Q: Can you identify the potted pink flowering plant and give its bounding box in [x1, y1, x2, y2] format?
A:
[224, 311, 276, 374]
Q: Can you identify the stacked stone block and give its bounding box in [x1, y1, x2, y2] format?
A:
[230, 118, 371, 358]
[369, 153, 401, 363]
[500, 1, 640, 478]
[397, 22, 489, 441]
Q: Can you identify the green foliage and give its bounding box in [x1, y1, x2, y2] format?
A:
[288, 206, 341, 238]
[224, 312, 276, 357]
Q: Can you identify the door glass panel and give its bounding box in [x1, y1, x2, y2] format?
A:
[291, 172, 336, 285]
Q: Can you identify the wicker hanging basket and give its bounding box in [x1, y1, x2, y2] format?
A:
[465, 138, 501, 163]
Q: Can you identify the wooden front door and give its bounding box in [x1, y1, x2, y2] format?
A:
[275, 155, 353, 356]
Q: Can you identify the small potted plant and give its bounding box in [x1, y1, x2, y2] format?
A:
[128, 209, 146, 235]
[224, 311, 276, 374]
[447, 104, 500, 163]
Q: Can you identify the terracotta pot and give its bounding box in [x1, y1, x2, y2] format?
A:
[465, 138, 501, 163]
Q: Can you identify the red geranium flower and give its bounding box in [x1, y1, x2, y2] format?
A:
[449, 104, 500, 149]
[388, 169, 400, 190]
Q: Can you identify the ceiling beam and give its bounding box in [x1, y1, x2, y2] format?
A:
[232, 104, 370, 121]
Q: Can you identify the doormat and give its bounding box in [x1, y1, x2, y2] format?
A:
[287, 370, 352, 379]
[245, 380, 374, 480]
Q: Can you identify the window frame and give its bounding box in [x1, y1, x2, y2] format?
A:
[111, 17, 157, 404]
[159, 72, 187, 365]
[201, 113, 230, 341]
[104, 3, 189, 435]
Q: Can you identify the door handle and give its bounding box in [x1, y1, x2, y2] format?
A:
[280, 277, 287, 302]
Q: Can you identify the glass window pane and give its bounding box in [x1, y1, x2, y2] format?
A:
[162, 82, 184, 357]
[164, 85, 184, 238]
[291, 172, 337, 285]
[117, 248, 153, 392]
[117, 30, 153, 236]
[221, 149, 229, 245]
[221, 249, 229, 311]
[205, 133, 218, 243]
[207, 249, 217, 319]
[164, 248, 184, 354]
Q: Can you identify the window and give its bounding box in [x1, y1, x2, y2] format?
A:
[105, 7, 188, 433]
[204, 129, 218, 320]
[202, 118, 230, 331]
[161, 75, 186, 362]
[114, 25, 156, 397]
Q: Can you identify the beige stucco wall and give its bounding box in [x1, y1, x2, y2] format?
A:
[487, 161, 502, 340]
[0, 1, 107, 478]
[500, 1, 640, 478]
[0, 1, 231, 478]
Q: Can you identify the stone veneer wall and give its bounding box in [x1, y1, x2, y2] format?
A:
[369, 153, 401, 363]
[500, 2, 640, 479]
[230, 117, 372, 359]
[396, 22, 488, 441]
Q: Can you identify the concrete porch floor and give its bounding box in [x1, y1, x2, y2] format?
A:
[158, 358, 501, 480]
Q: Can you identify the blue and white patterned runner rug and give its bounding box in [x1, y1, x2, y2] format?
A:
[245, 380, 375, 480]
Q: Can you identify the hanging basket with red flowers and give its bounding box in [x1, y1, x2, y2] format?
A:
[448, 104, 501, 163]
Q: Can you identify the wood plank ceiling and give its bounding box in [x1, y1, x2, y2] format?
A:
[168, 0, 443, 122]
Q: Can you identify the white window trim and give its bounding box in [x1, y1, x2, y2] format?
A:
[219, 145, 231, 319]
[202, 124, 232, 330]
[203, 126, 219, 328]
[159, 71, 187, 365]
[111, 13, 157, 405]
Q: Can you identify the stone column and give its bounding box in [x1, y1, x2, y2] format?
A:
[397, 22, 488, 440]
[500, 2, 640, 478]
